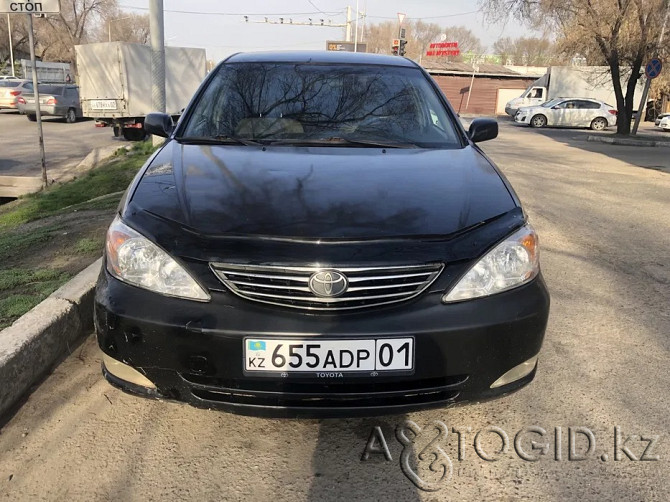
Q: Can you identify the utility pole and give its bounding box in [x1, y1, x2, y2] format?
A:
[354, 0, 359, 51]
[345, 5, 352, 42]
[150, 0, 166, 145]
[7, 14, 15, 77]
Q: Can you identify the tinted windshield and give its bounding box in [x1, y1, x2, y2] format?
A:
[180, 63, 461, 148]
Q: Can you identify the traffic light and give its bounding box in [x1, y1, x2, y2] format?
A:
[399, 39, 407, 56]
[391, 39, 400, 56]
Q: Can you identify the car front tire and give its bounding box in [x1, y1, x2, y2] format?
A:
[530, 114, 547, 128]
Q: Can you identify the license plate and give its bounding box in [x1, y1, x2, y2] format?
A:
[89, 100, 117, 110]
[244, 338, 414, 375]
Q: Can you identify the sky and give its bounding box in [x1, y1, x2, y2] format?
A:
[117, 0, 538, 62]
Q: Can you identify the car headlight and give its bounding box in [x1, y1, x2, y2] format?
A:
[442, 224, 540, 303]
[105, 216, 210, 301]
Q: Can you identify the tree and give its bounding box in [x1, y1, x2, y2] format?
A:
[481, 0, 669, 135]
[0, 15, 31, 71]
[493, 36, 564, 65]
[97, 6, 150, 44]
[365, 20, 484, 62]
[36, 0, 116, 64]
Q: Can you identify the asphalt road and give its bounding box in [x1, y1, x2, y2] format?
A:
[0, 124, 669, 501]
[0, 110, 119, 178]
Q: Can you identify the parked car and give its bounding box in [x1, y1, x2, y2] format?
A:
[655, 113, 670, 127]
[0, 75, 22, 80]
[95, 51, 550, 418]
[0, 80, 34, 110]
[659, 116, 670, 131]
[514, 98, 618, 130]
[17, 84, 82, 123]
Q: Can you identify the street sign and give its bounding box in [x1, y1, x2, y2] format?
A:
[326, 41, 367, 53]
[397, 12, 405, 24]
[426, 42, 459, 57]
[645, 58, 662, 79]
[0, 0, 61, 13]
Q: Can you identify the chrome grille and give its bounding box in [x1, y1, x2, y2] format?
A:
[210, 263, 444, 311]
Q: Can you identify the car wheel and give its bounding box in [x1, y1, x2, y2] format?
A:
[530, 114, 547, 128]
[122, 128, 147, 141]
[65, 108, 77, 123]
[27, 114, 36, 122]
[590, 117, 608, 131]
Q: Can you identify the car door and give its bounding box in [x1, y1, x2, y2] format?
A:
[552, 100, 580, 127]
[576, 100, 601, 126]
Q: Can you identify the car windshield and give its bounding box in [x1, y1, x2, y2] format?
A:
[0, 81, 20, 88]
[179, 63, 461, 148]
[541, 99, 563, 108]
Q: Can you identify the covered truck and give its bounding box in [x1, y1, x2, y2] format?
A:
[75, 42, 206, 140]
[504, 66, 645, 116]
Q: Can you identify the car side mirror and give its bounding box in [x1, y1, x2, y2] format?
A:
[144, 112, 173, 138]
[468, 118, 498, 143]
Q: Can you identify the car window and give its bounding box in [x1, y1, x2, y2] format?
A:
[22, 82, 33, 91]
[0, 81, 20, 88]
[577, 100, 601, 109]
[180, 63, 462, 148]
[39, 85, 63, 95]
[541, 98, 562, 108]
[558, 101, 577, 109]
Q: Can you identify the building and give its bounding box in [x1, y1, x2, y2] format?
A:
[424, 62, 545, 115]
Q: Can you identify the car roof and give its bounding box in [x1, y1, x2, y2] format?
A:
[556, 97, 605, 103]
[224, 50, 418, 68]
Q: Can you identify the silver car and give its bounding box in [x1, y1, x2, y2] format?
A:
[17, 84, 82, 123]
[655, 113, 670, 127]
[0, 80, 34, 110]
[514, 98, 618, 131]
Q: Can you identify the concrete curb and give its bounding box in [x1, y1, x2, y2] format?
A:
[587, 135, 670, 147]
[0, 258, 101, 418]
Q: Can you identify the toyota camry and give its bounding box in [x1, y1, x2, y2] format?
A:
[95, 51, 550, 417]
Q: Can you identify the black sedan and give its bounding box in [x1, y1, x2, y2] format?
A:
[95, 51, 550, 418]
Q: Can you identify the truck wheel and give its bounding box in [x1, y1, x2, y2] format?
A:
[65, 108, 77, 123]
[27, 114, 36, 122]
[123, 128, 147, 141]
[590, 117, 608, 131]
[530, 114, 547, 128]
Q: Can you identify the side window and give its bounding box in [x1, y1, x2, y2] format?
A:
[23, 82, 33, 91]
[531, 88, 544, 99]
[560, 101, 577, 109]
[579, 100, 600, 109]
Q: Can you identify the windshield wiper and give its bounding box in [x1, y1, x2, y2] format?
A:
[266, 137, 419, 148]
[176, 135, 261, 146]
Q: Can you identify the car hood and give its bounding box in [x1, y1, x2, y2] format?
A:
[126, 141, 517, 241]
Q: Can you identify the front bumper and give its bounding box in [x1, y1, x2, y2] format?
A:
[514, 113, 529, 125]
[95, 268, 550, 418]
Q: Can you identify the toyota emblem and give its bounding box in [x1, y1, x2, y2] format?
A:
[308, 270, 348, 298]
